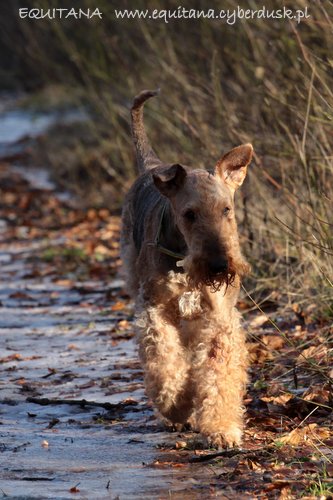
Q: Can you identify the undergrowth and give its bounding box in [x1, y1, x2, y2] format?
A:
[3, 0, 333, 316]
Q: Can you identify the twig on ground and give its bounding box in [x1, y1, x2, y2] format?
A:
[189, 447, 269, 463]
[26, 396, 137, 411]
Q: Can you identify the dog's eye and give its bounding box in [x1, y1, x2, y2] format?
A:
[223, 207, 231, 216]
[183, 209, 196, 222]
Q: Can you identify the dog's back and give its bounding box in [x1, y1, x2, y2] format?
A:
[121, 170, 164, 296]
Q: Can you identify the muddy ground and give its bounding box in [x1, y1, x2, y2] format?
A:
[0, 109, 332, 499]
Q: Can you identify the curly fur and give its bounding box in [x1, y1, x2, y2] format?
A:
[120, 90, 253, 449]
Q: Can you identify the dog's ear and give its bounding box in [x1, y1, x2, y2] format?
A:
[215, 144, 253, 190]
[153, 164, 187, 197]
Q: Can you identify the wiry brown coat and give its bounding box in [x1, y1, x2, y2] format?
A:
[121, 90, 253, 448]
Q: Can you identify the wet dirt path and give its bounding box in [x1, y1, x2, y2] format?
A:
[0, 108, 220, 499]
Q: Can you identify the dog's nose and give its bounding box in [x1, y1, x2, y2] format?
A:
[209, 259, 228, 275]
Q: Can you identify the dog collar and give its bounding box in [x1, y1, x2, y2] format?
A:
[149, 203, 186, 260]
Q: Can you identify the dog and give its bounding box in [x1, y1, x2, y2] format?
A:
[121, 89, 253, 448]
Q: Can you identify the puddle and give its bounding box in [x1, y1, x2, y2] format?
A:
[0, 105, 87, 202]
[0, 108, 87, 145]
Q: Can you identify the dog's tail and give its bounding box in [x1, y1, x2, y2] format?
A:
[131, 89, 161, 173]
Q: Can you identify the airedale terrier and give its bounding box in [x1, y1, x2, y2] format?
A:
[121, 90, 253, 448]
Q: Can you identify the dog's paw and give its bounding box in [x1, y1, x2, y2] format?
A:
[205, 427, 242, 450]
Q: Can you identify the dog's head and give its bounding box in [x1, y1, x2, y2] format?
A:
[152, 144, 253, 290]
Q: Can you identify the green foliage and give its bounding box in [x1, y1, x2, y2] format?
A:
[42, 246, 87, 262]
[306, 464, 333, 498]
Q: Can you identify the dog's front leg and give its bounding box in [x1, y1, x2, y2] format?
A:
[193, 321, 248, 449]
[137, 307, 193, 424]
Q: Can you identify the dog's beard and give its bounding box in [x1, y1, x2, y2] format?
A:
[203, 271, 236, 292]
[178, 255, 250, 292]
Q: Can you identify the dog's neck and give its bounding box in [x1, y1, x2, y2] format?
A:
[156, 201, 187, 269]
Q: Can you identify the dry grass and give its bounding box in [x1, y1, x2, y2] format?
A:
[7, 0, 333, 317]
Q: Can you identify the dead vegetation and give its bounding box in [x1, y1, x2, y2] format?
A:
[4, 0, 331, 318]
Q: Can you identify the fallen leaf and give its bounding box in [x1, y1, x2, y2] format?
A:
[54, 279, 73, 287]
[15, 378, 26, 385]
[278, 423, 330, 446]
[9, 291, 34, 300]
[111, 301, 126, 311]
[0, 353, 22, 363]
[86, 208, 98, 220]
[262, 335, 284, 350]
[250, 314, 269, 328]
[175, 441, 187, 449]
[297, 345, 327, 363]
[67, 344, 79, 351]
[247, 342, 273, 364]
[247, 459, 262, 470]
[303, 386, 330, 404]
[117, 320, 130, 329]
[69, 483, 80, 493]
[261, 393, 293, 405]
